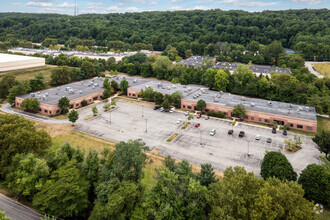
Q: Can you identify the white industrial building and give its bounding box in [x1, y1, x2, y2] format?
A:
[0, 53, 45, 72]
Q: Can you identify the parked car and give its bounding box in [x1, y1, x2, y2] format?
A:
[160, 107, 165, 112]
[176, 119, 182, 124]
[272, 128, 277, 134]
[153, 106, 160, 110]
[205, 116, 209, 120]
[239, 131, 245, 138]
[210, 129, 216, 136]
[197, 114, 201, 119]
[169, 108, 175, 113]
[195, 123, 200, 128]
[267, 137, 272, 143]
[228, 129, 234, 135]
[255, 135, 261, 140]
[185, 111, 190, 116]
[283, 130, 287, 136]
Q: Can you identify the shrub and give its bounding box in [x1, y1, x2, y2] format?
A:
[81, 100, 88, 107]
[207, 111, 225, 118]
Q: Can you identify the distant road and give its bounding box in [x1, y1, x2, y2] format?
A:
[0, 194, 42, 220]
[305, 61, 326, 78]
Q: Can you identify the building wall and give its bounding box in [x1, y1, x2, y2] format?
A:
[127, 88, 140, 98]
[181, 99, 317, 133]
[15, 90, 104, 115]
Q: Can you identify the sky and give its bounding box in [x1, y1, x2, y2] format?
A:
[1, 0, 328, 15]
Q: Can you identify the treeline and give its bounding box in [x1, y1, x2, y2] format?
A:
[0, 9, 329, 60]
[0, 114, 329, 219]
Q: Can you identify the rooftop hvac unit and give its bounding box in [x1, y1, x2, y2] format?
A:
[94, 83, 99, 87]
[157, 83, 161, 87]
[198, 93, 202, 96]
[123, 76, 126, 80]
[268, 101, 272, 105]
[193, 95, 197, 99]
[298, 106, 303, 111]
[65, 87, 71, 91]
[57, 87, 60, 90]
[172, 85, 176, 89]
[30, 93, 35, 97]
[69, 89, 75, 94]
[55, 92, 58, 95]
[188, 87, 192, 91]
[145, 85, 150, 88]
[91, 79, 94, 82]
[162, 85, 166, 89]
[92, 86, 95, 89]
[201, 90, 206, 94]
[251, 103, 255, 107]
[37, 92, 41, 95]
[79, 90, 83, 94]
[220, 91, 223, 95]
[80, 81, 83, 85]
[133, 79, 137, 83]
[306, 107, 309, 112]
[214, 98, 219, 102]
[296, 109, 300, 113]
[45, 92, 49, 96]
[167, 86, 171, 90]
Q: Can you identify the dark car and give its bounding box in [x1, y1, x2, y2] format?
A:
[272, 128, 277, 134]
[267, 137, 272, 143]
[153, 106, 160, 110]
[283, 130, 287, 136]
[228, 129, 234, 135]
[239, 131, 245, 137]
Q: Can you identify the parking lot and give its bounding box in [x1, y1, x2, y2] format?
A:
[76, 101, 321, 175]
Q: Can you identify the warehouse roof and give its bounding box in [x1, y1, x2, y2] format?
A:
[0, 53, 44, 63]
[183, 89, 317, 121]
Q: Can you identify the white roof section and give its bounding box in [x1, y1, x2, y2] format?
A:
[0, 53, 45, 72]
[0, 53, 44, 62]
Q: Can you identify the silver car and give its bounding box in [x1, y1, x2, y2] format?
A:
[210, 129, 216, 136]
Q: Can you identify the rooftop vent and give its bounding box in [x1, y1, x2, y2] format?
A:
[296, 109, 300, 113]
[92, 86, 95, 89]
[241, 97, 245, 101]
[167, 86, 171, 90]
[65, 87, 71, 91]
[145, 85, 150, 88]
[94, 83, 99, 87]
[214, 98, 219, 102]
[45, 92, 49, 96]
[251, 103, 255, 107]
[37, 92, 41, 95]
[268, 101, 272, 105]
[157, 83, 161, 87]
[133, 79, 137, 83]
[306, 107, 309, 112]
[69, 89, 74, 94]
[79, 90, 83, 94]
[57, 87, 60, 90]
[193, 95, 197, 99]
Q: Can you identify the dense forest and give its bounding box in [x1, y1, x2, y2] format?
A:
[0, 9, 329, 60]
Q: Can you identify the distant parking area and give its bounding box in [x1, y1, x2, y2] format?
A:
[76, 101, 320, 175]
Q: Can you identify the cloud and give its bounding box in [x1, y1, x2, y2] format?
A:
[12, 2, 22, 6]
[197, 0, 213, 2]
[218, 0, 278, 7]
[107, 6, 120, 11]
[192, 5, 210, 10]
[26, 1, 53, 7]
[87, 3, 104, 6]
[292, 0, 322, 4]
[58, 2, 75, 8]
[125, 6, 141, 12]
[171, 0, 183, 2]
[149, 1, 158, 5]
[169, 6, 183, 10]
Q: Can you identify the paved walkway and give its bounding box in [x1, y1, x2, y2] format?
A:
[0, 103, 69, 124]
[305, 61, 325, 78]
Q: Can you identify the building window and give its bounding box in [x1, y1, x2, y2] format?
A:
[297, 125, 303, 129]
[89, 99, 91, 102]
[49, 111, 52, 114]
[183, 105, 186, 108]
[251, 117, 254, 120]
[224, 112, 227, 116]
[76, 104, 79, 107]
[264, 119, 270, 123]
[259, 118, 262, 122]
[244, 116, 248, 119]
[290, 123, 294, 127]
[187, 106, 192, 109]
[133, 94, 136, 97]
[93, 97, 98, 101]
[129, 93, 131, 96]
[70, 105, 73, 108]
[44, 110, 48, 113]
[57, 110, 60, 113]
[307, 126, 313, 131]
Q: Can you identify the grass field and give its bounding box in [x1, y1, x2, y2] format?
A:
[312, 63, 330, 77]
[317, 116, 330, 133]
[0, 65, 56, 84]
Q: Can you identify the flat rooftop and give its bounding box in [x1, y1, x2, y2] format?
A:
[178, 56, 291, 74]
[20, 77, 106, 105]
[184, 90, 317, 121]
[129, 80, 207, 96]
[0, 53, 44, 63]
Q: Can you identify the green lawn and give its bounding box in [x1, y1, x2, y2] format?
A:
[0, 65, 56, 84]
[317, 116, 330, 133]
[312, 62, 330, 77]
[316, 207, 330, 220]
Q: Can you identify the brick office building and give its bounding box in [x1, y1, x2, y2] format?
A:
[128, 81, 317, 133]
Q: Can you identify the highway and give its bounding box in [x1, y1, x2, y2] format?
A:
[0, 194, 42, 220]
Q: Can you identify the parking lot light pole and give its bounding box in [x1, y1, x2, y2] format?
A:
[200, 130, 203, 146]
[145, 118, 148, 133]
[142, 106, 144, 117]
[247, 140, 250, 157]
[109, 109, 111, 123]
